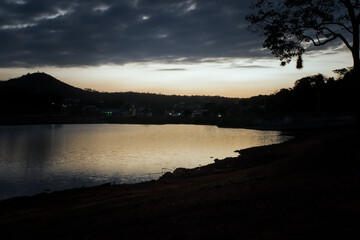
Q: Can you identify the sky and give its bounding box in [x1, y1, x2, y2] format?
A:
[0, 0, 353, 98]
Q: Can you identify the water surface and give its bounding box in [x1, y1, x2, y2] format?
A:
[0, 124, 291, 199]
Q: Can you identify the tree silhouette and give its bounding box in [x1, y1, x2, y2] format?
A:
[246, 0, 360, 71]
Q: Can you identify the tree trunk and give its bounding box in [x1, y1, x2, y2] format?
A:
[345, 0, 360, 72]
[353, 52, 360, 73]
[352, 22, 360, 72]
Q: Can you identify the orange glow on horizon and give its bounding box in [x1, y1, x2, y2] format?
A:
[0, 51, 353, 98]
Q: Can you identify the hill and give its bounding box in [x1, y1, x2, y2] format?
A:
[0, 72, 240, 117]
[0, 72, 86, 97]
[0, 72, 91, 114]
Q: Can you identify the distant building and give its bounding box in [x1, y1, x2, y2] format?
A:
[191, 110, 207, 118]
[101, 108, 122, 117]
[129, 105, 136, 117]
[83, 106, 99, 114]
[138, 107, 153, 117]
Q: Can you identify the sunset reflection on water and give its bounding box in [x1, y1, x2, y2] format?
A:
[0, 124, 291, 199]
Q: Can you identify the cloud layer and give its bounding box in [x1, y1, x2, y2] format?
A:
[0, 0, 269, 67]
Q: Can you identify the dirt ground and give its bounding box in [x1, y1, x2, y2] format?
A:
[0, 125, 359, 239]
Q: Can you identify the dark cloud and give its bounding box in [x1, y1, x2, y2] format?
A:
[0, 0, 267, 67]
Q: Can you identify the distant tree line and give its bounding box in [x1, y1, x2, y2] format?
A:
[260, 68, 359, 116]
[0, 70, 358, 120]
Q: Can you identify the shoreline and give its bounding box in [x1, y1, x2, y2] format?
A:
[0, 113, 357, 132]
[0, 124, 359, 239]
[0, 123, 293, 201]
[0, 122, 354, 201]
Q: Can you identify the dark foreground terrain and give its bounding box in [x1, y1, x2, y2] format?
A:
[0, 125, 359, 239]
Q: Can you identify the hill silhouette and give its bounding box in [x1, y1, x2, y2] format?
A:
[0, 72, 86, 97]
[0, 72, 238, 117]
[0, 72, 94, 114]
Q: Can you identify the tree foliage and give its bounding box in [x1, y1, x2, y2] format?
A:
[246, 0, 360, 70]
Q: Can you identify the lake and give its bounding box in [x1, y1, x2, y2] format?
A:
[0, 124, 291, 199]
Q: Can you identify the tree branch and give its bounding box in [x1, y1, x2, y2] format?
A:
[303, 24, 352, 51]
[246, 0, 359, 69]
[319, 22, 353, 34]
[303, 34, 338, 47]
[321, 26, 353, 51]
